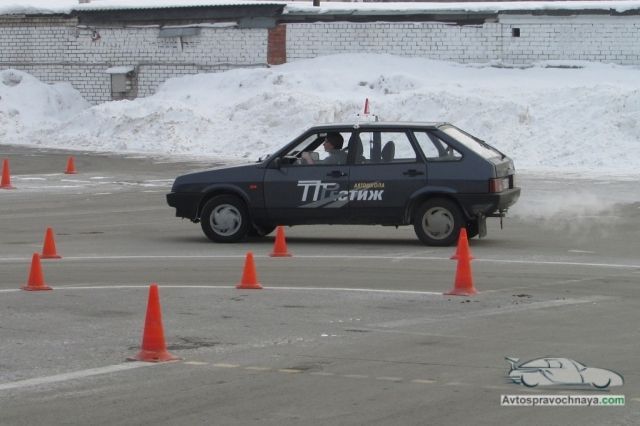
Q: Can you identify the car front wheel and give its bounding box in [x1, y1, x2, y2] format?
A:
[200, 195, 250, 243]
[413, 198, 463, 246]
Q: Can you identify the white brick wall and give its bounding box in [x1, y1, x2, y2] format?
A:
[287, 16, 640, 66]
[501, 20, 640, 65]
[287, 22, 502, 63]
[0, 17, 268, 104]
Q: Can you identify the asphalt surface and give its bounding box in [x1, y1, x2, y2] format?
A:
[0, 145, 639, 425]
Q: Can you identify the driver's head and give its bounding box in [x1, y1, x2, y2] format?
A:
[324, 132, 344, 150]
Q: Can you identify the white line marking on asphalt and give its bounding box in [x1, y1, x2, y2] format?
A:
[376, 376, 403, 382]
[184, 361, 209, 366]
[0, 254, 637, 269]
[271, 287, 443, 296]
[411, 379, 436, 384]
[343, 374, 369, 379]
[4, 285, 443, 296]
[0, 362, 155, 392]
[278, 369, 303, 374]
[212, 363, 240, 368]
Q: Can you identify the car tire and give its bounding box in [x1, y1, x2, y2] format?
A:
[200, 195, 250, 243]
[413, 198, 463, 246]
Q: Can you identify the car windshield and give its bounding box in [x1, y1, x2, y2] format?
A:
[441, 125, 503, 160]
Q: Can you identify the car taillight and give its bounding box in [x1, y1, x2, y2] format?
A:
[489, 176, 510, 193]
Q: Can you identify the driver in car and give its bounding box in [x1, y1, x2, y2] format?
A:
[302, 132, 346, 165]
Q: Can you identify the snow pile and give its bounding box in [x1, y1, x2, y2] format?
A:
[0, 69, 88, 141]
[2, 54, 640, 175]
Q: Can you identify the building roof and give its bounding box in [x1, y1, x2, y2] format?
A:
[1, 0, 639, 17]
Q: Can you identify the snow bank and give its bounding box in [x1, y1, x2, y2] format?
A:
[0, 69, 88, 140]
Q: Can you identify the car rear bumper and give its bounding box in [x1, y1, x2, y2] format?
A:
[166, 192, 201, 220]
[458, 187, 521, 217]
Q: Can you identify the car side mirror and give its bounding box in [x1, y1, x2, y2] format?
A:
[271, 157, 282, 169]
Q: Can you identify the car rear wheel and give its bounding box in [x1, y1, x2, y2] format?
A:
[413, 198, 463, 246]
[200, 195, 250, 243]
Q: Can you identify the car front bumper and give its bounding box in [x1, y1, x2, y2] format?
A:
[166, 192, 201, 220]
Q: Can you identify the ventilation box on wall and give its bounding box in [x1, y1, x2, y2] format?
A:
[105, 66, 136, 98]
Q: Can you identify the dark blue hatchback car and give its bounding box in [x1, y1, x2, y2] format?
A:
[167, 122, 520, 246]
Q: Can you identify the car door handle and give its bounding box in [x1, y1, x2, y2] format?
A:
[327, 170, 347, 177]
[402, 169, 425, 177]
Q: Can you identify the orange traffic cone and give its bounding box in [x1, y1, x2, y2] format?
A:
[269, 226, 292, 257]
[236, 251, 262, 289]
[65, 156, 77, 174]
[445, 228, 478, 296]
[1, 159, 14, 189]
[130, 283, 180, 362]
[22, 253, 52, 291]
[41, 227, 62, 259]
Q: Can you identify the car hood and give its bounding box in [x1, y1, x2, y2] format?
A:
[171, 163, 263, 191]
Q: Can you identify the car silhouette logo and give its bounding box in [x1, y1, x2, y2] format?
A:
[506, 357, 624, 389]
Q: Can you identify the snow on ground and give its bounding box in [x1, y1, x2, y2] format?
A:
[2, 54, 639, 177]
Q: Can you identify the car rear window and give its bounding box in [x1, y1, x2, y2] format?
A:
[440, 126, 503, 160]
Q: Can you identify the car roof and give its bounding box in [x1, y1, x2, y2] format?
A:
[309, 122, 449, 131]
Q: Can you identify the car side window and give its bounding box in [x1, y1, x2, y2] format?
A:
[414, 131, 462, 162]
[280, 132, 350, 166]
[357, 131, 417, 164]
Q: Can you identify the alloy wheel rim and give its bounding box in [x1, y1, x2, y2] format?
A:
[211, 204, 241, 236]
[422, 207, 454, 240]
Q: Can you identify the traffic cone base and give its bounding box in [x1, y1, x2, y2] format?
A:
[65, 156, 77, 174]
[129, 349, 180, 363]
[22, 284, 53, 291]
[269, 226, 292, 257]
[1, 159, 14, 189]
[237, 252, 262, 289]
[131, 283, 180, 362]
[41, 227, 62, 259]
[22, 253, 52, 291]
